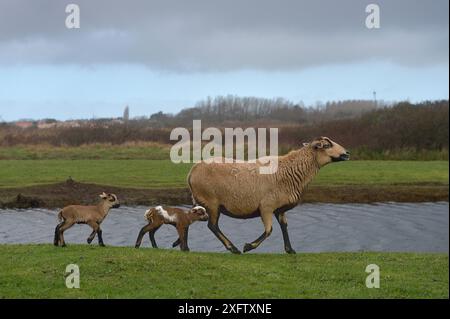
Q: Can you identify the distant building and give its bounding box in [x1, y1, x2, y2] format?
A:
[111, 119, 124, 125]
[15, 121, 34, 129]
[57, 120, 82, 128]
[37, 120, 57, 129]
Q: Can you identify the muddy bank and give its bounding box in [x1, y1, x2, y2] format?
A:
[0, 179, 448, 209]
[0, 180, 191, 209]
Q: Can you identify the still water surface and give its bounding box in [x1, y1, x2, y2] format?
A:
[0, 202, 447, 253]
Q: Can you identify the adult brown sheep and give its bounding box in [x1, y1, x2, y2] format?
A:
[187, 136, 350, 254]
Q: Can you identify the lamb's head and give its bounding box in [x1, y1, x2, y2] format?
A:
[304, 136, 350, 167]
[99, 192, 120, 209]
[188, 206, 209, 222]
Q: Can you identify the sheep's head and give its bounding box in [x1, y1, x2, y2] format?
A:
[99, 192, 120, 208]
[188, 206, 209, 222]
[304, 137, 350, 167]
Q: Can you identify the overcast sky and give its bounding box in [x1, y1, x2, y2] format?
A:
[0, 0, 448, 121]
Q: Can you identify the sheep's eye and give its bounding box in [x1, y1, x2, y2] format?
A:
[323, 144, 331, 149]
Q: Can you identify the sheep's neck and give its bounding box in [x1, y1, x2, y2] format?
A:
[278, 148, 320, 203]
[97, 201, 111, 218]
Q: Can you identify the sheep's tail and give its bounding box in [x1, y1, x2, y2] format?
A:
[144, 208, 153, 223]
[187, 168, 193, 191]
[57, 210, 64, 223]
[187, 167, 201, 206]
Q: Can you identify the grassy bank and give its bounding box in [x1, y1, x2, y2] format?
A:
[0, 143, 171, 160]
[0, 143, 448, 161]
[0, 160, 448, 189]
[0, 245, 447, 298]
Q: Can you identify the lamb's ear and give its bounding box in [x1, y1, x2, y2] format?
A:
[190, 206, 204, 214]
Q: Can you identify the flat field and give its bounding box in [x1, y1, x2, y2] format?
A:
[0, 245, 447, 298]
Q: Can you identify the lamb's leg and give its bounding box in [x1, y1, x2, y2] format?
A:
[172, 238, 181, 247]
[58, 221, 75, 247]
[275, 212, 296, 254]
[207, 207, 241, 254]
[135, 223, 159, 248]
[54, 222, 64, 246]
[86, 221, 99, 245]
[243, 209, 273, 253]
[176, 226, 190, 252]
[148, 225, 161, 248]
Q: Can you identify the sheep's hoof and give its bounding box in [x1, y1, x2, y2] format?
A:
[243, 243, 254, 253]
[286, 248, 296, 254]
[229, 246, 242, 254]
[87, 239, 92, 244]
[99, 243, 106, 247]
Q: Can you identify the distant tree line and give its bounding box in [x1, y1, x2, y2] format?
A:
[0, 98, 447, 160]
[148, 96, 381, 126]
[278, 100, 448, 153]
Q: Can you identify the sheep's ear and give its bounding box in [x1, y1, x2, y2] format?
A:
[302, 142, 310, 147]
[99, 192, 107, 199]
[311, 140, 324, 149]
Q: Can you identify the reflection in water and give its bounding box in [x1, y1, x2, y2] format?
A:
[0, 202, 448, 253]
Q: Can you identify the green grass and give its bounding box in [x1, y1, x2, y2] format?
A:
[350, 147, 448, 161]
[0, 160, 447, 189]
[315, 160, 449, 186]
[1, 144, 448, 161]
[0, 245, 447, 298]
[0, 143, 170, 160]
[0, 160, 192, 188]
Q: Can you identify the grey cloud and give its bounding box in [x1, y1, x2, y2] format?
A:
[0, 0, 448, 71]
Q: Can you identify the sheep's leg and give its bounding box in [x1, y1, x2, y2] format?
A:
[86, 221, 99, 245]
[148, 225, 161, 248]
[243, 210, 273, 253]
[58, 221, 75, 247]
[135, 223, 159, 248]
[275, 212, 296, 254]
[176, 226, 190, 252]
[207, 208, 241, 254]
